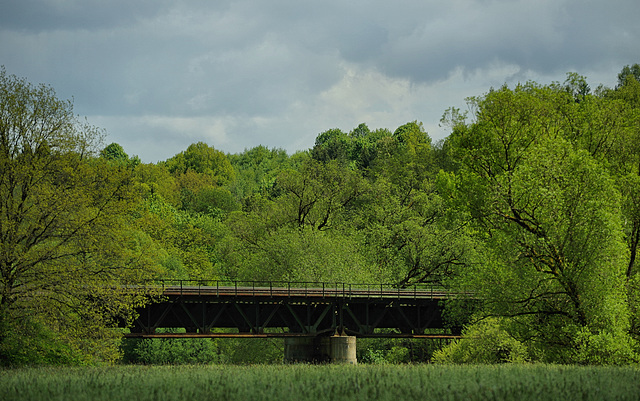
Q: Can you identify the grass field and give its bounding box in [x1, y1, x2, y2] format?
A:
[1, 364, 639, 401]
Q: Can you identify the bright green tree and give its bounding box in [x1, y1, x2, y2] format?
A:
[164, 142, 235, 186]
[311, 124, 393, 171]
[445, 82, 637, 363]
[360, 172, 474, 287]
[604, 67, 640, 338]
[100, 142, 128, 161]
[0, 67, 159, 365]
[604, 73, 640, 279]
[227, 145, 292, 202]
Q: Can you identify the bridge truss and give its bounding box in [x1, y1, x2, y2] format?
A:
[126, 281, 463, 339]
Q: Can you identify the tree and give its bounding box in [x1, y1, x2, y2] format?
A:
[605, 68, 640, 337]
[273, 159, 368, 231]
[361, 173, 473, 288]
[133, 162, 181, 207]
[432, 318, 529, 364]
[227, 145, 292, 202]
[617, 63, 640, 88]
[0, 68, 158, 365]
[310, 128, 350, 164]
[132, 194, 225, 280]
[164, 142, 235, 186]
[349, 125, 391, 171]
[219, 157, 380, 282]
[100, 142, 140, 168]
[100, 142, 128, 162]
[446, 82, 636, 362]
[310, 124, 394, 171]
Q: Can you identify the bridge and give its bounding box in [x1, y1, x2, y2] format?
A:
[125, 281, 467, 363]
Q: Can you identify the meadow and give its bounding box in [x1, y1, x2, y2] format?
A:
[1, 364, 639, 401]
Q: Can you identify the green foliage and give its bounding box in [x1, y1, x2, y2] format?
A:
[444, 80, 637, 363]
[227, 145, 293, 202]
[164, 142, 235, 186]
[563, 72, 591, 101]
[220, 157, 382, 282]
[133, 162, 181, 206]
[215, 337, 283, 364]
[433, 318, 529, 364]
[100, 142, 128, 161]
[617, 63, 640, 88]
[123, 335, 224, 365]
[5, 65, 640, 366]
[572, 327, 639, 365]
[0, 316, 83, 366]
[111, 333, 280, 366]
[311, 124, 393, 170]
[100, 142, 140, 167]
[221, 122, 474, 291]
[0, 67, 160, 365]
[357, 338, 437, 364]
[220, 222, 376, 282]
[176, 171, 240, 216]
[360, 175, 473, 286]
[188, 186, 239, 216]
[392, 120, 431, 155]
[132, 195, 225, 279]
[311, 128, 350, 164]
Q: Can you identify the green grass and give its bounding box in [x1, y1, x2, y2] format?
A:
[1, 364, 639, 401]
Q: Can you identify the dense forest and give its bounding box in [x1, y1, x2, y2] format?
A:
[1, 64, 640, 365]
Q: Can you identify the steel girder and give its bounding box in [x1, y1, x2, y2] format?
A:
[128, 293, 451, 337]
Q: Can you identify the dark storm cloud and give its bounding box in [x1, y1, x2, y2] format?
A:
[328, 0, 639, 82]
[0, 0, 169, 31]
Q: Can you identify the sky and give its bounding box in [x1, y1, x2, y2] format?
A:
[1, 0, 638, 163]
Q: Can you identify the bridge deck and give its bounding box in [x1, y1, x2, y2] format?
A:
[126, 282, 465, 339]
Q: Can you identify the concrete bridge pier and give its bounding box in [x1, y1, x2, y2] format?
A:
[284, 335, 357, 364]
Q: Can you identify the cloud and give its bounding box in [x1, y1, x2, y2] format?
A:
[0, 0, 171, 32]
[1, 0, 638, 162]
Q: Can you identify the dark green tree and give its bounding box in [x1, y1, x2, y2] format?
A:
[617, 63, 640, 88]
[100, 142, 128, 161]
[311, 128, 350, 164]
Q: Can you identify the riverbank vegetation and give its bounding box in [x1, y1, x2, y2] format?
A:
[2, 65, 640, 365]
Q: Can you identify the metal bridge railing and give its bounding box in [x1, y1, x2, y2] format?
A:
[148, 279, 452, 300]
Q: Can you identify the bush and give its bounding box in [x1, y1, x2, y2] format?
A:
[0, 316, 84, 366]
[432, 318, 528, 364]
[572, 328, 639, 365]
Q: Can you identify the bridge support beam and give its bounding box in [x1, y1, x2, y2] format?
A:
[284, 336, 357, 364]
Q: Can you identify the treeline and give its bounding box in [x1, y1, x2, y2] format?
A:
[123, 120, 450, 286]
[1, 65, 640, 365]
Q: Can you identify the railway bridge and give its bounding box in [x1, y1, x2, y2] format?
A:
[125, 281, 467, 363]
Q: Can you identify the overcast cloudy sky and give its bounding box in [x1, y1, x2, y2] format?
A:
[1, 0, 638, 162]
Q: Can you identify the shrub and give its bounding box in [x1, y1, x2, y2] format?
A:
[432, 318, 528, 364]
[572, 328, 639, 365]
